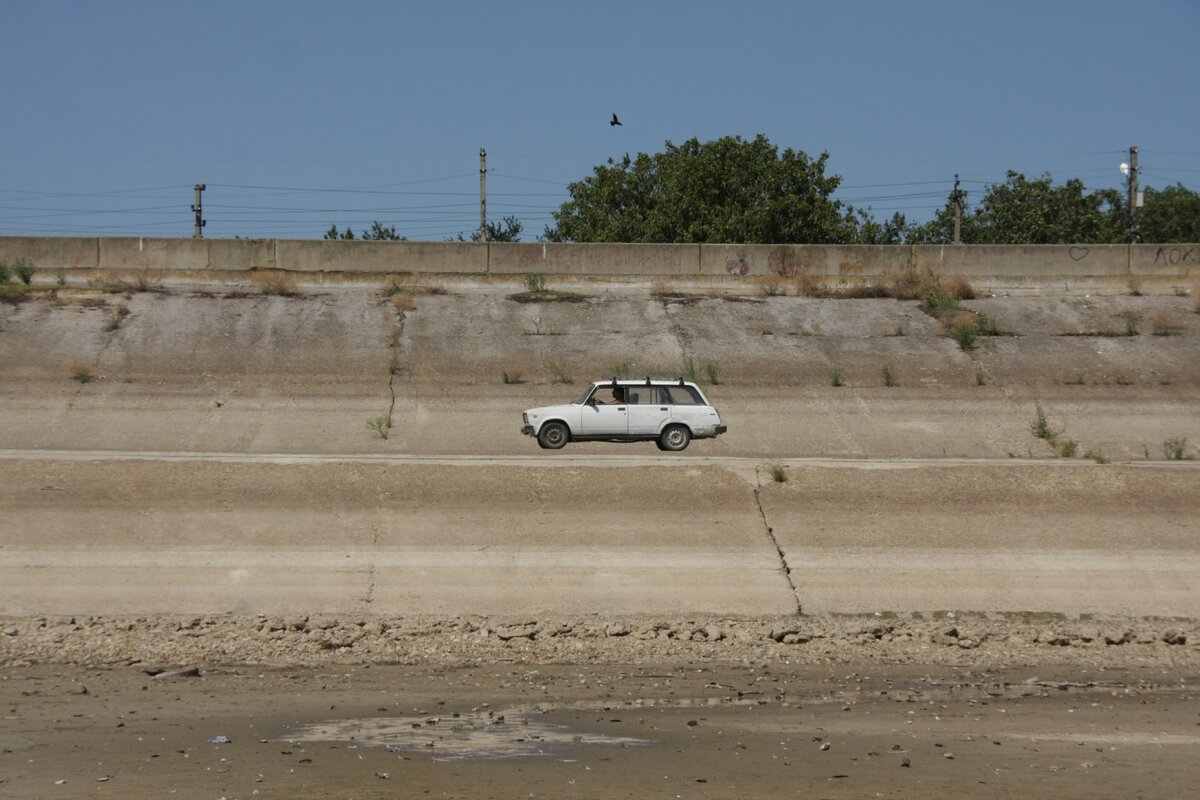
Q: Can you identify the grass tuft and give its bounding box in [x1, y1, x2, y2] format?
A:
[1163, 437, 1193, 460]
[767, 464, 788, 483]
[548, 361, 573, 385]
[14, 258, 36, 285]
[882, 364, 898, 387]
[682, 355, 699, 382]
[254, 272, 298, 296]
[829, 366, 845, 387]
[1084, 450, 1110, 464]
[69, 360, 94, 384]
[704, 362, 721, 385]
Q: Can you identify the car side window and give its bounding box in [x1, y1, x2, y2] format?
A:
[627, 387, 657, 405]
[662, 386, 703, 405]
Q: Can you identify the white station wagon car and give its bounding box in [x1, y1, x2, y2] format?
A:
[521, 378, 727, 451]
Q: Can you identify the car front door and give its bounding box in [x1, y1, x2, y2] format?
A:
[627, 386, 669, 435]
[579, 388, 628, 436]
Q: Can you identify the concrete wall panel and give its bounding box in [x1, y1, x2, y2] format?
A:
[207, 239, 275, 272]
[99, 238, 211, 272]
[276, 240, 486, 273]
[915, 244, 1129, 278]
[489, 242, 699, 275]
[699, 245, 914, 279]
[0, 236, 99, 270]
[1131, 243, 1199, 277]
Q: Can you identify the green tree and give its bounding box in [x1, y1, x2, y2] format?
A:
[453, 215, 523, 242]
[324, 224, 356, 240]
[323, 221, 406, 241]
[853, 209, 908, 244]
[907, 172, 1125, 244]
[544, 134, 856, 243]
[1138, 184, 1200, 243]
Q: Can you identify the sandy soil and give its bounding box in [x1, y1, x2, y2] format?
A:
[3, 658, 1198, 800]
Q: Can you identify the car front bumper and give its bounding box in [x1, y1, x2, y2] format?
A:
[521, 424, 535, 436]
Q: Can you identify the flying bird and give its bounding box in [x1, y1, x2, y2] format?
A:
[610, 113, 622, 127]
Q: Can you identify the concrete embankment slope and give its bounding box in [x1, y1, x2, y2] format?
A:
[1, 283, 1198, 618]
[2, 454, 1197, 618]
[1, 285, 1198, 458]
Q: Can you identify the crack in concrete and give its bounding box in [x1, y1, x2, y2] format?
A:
[657, 297, 691, 371]
[752, 468, 802, 616]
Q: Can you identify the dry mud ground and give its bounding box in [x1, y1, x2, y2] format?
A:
[2, 280, 1199, 798]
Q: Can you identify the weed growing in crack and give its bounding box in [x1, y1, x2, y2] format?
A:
[950, 323, 976, 351]
[829, 366, 845, 387]
[767, 464, 788, 483]
[1030, 403, 1059, 443]
[1084, 450, 1111, 464]
[882, 364, 898, 387]
[366, 415, 393, 440]
[104, 305, 130, 332]
[523, 273, 547, 293]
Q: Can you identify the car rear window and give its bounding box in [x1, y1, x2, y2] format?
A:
[661, 385, 704, 405]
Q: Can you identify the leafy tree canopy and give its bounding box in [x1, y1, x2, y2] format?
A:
[324, 221, 407, 241]
[1138, 183, 1200, 243]
[452, 215, 524, 242]
[903, 172, 1200, 245]
[545, 134, 857, 244]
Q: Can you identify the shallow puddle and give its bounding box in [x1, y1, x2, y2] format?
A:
[284, 709, 651, 761]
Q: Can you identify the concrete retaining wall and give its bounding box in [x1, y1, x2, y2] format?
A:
[2, 236, 1197, 280]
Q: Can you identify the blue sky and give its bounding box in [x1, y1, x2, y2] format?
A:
[2, 0, 1197, 240]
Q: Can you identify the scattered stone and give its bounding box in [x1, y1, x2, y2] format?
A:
[152, 666, 201, 680]
[1162, 629, 1187, 646]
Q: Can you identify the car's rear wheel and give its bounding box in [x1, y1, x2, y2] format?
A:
[659, 424, 691, 452]
[537, 421, 569, 450]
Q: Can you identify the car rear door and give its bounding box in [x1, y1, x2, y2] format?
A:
[627, 386, 669, 435]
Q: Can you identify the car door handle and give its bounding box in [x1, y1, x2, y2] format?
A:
[660, 407, 668, 411]
[616, 406, 626, 411]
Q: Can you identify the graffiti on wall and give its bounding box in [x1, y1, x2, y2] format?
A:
[768, 248, 812, 278]
[725, 254, 751, 276]
[1153, 246, 1195, 266]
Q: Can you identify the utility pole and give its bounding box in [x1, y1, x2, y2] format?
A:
[192, 184, 206, 239]
[952, 174, 965, 245]
[1127, 145, 1140, 243]
[479, 148, 487, 241]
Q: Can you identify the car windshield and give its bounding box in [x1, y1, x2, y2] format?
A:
[572, 386, 598, 405]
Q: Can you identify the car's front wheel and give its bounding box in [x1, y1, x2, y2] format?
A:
[659, 424, 691, 452]
[537, 421, 569, 450]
